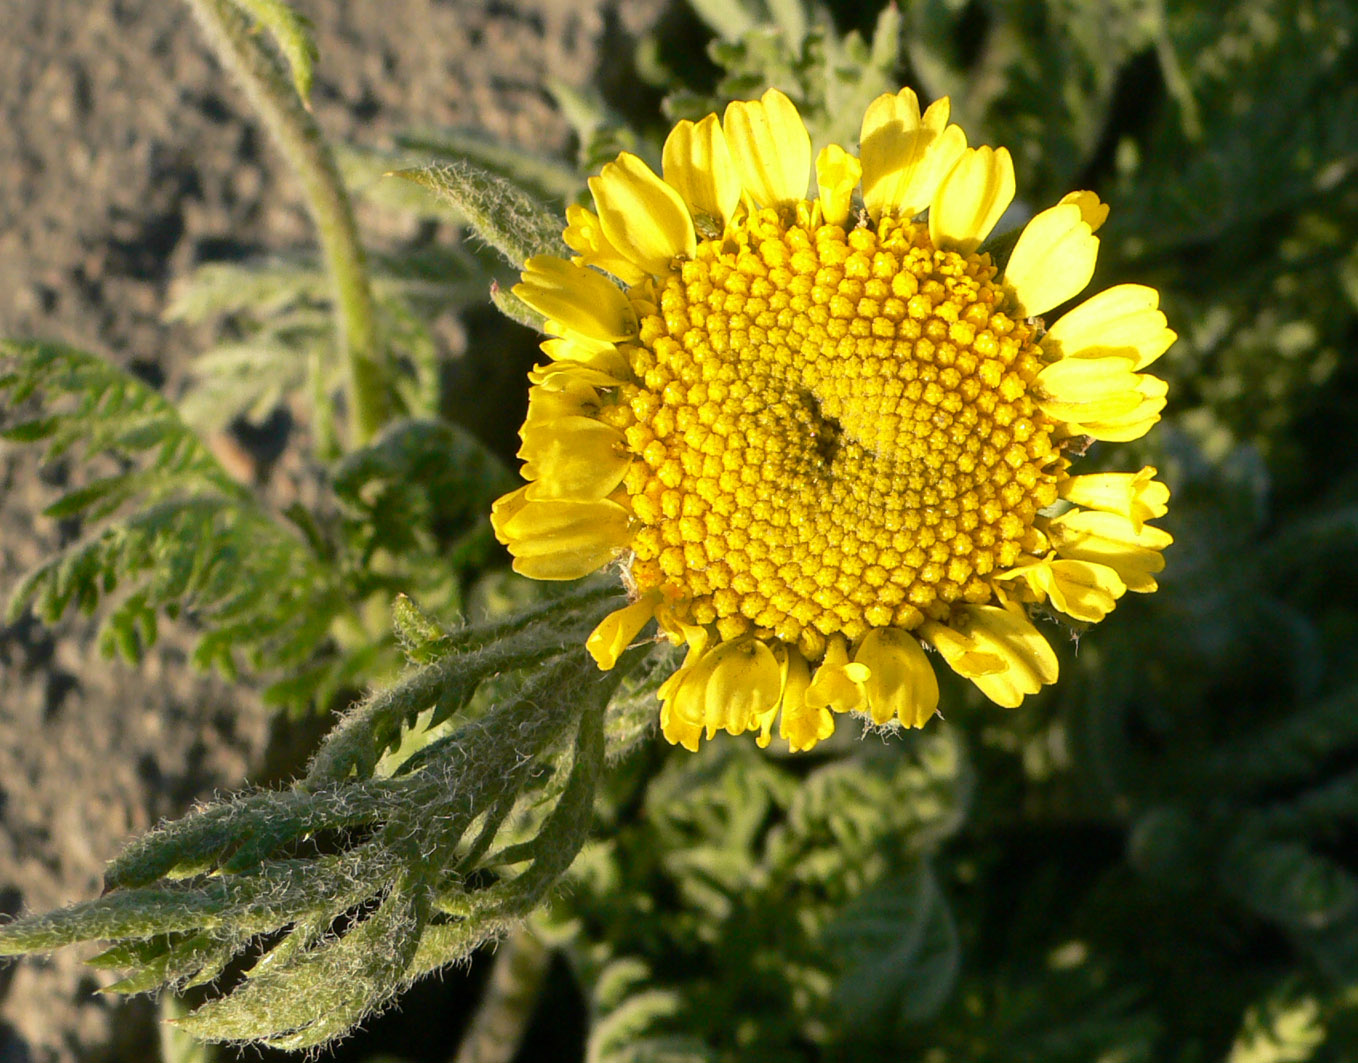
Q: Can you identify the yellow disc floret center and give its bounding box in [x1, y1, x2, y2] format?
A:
[605, 208, 1061, 659]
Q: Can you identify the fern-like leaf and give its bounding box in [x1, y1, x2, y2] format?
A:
[0, 589, 642, 1050]
[0, 341, 351, 708]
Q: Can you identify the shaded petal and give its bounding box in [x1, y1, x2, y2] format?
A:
[918, 622, 1006, 677]
[772, 647, 834, 752]
[929, 146, 1016, 254]
[589, 153, 696, 275]
[722, 88, 812, 208]
[562, 204, 649, 286]
[1060, 467, 1169, 529]
[1066, 374, 1169, 441]
[528, 352, 631, 388]
[491, 492, 631, 580]
[860, 91, 965, 220]
[658, 642, 710, 752]
[945, 605, 1059, 708]
[518, 416, 630, 500]
[815, 143, 862, 227]
[999, 558, 1127, 623]
[854, 628, 940, 728]
[1004, 202, 1100, 318]
[1042, 559, 1126, 622]
[804, 635, 868, 713]
[662, 114, 741, 228]
[1045, 283, 1176, 370]
[1047, 509, 1173, 593]
[859, 86, 921, 219]
[514, 256, 637, 342]
[707, 639, 783, 739]
[586, 592, 660, 670]
[659, 638, 782, 747]
[1035, 355, 1145, 422]
[1057, 190, 1109, 233]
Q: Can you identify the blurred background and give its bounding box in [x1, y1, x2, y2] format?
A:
[2, 0, 1356, 1060]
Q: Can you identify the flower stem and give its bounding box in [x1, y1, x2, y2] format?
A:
[183, 0, 390, 448]
[451, 926, 551, 1063]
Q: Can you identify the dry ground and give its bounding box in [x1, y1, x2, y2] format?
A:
[0, 1, 663, 1059]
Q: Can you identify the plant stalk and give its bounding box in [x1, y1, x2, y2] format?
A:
[183, 0, 390, 447]
[452, 926, 552, 1063]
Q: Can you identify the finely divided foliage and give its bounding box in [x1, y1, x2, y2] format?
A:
[0, 342, 350, 691]
[0, 583, 638, 1049]
[3, 0, 1358, 1058]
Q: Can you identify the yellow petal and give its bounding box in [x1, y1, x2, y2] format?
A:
[492, 495, 631, 581]
[1035, 355, 1145, 422]
[654, 608, 709, 655]
[951, 605, 1059, 708]
[489, 483, 531, 540]
[514, 256, 637, 342]
[656, 624, 710, 695]
[589, 153, 696, 275]
[853, 628, 940, 728]
[529, 352, 631, 388]
[706, 639, 783, 739]
[1045, 284, 1176, 370]
[859, 87, 920, 217]
[773, 648, 834, 752]
[518, 416, 630, 500]
[1047, 509, 1172, 593]
[662, 114, 742, 229]
[815, 144, 862, 228]
[524, 376, 603, 424]
[658, 647, 708, 752]
[929, 145, 1016, 254]
[1066, 374, 1169, 441]
[999, 558, 1126, 623]
[1044, 559, 1126, 622]
[659, 638, 782, 748]
[722, 88, 812, 208]
[586, 592, 661, 670]
[862, 87, 922, 144]
[1060, 467, 1170, 529]
[918, 621, 1006, 678]
[562, 204, 649, 286]
[1057, 190, 1109, 233]
[804, 635, 868, 713]
[860, 91, 965, 220]
[1004, 202, 1100, 318]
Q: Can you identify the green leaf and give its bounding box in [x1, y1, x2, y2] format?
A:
[0, 621, 632, 1049]
[393, 125, 580, 203]
[230, 0, 318, 104]
[1223, 835, 1358, 931]
[389, 162, 565, 268]
[684, 0, 759, 40]
[823, 863, 960, 1029]
[490, 280, 544, 331]
[332, 417, 514, 551]
[0, 415, 60, 442]
[0, 341, 354, 712]
[41, 475, 139, 521]
[159, 994, 217, 1063]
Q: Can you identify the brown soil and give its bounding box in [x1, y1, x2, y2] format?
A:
[0, 1, 662, 1060]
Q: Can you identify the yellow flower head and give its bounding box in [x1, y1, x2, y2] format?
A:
[494, 87, 1174, 752]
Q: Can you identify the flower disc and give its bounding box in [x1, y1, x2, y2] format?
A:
[494, 87, 1175, 752]
[612, 211, 1060, 658]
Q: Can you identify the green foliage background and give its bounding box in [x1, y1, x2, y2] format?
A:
[3, 0, 1358, 1060]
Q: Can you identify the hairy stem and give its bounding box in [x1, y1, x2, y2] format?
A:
[183, 0, 390, 447]
[452, 926, 552, 1063]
